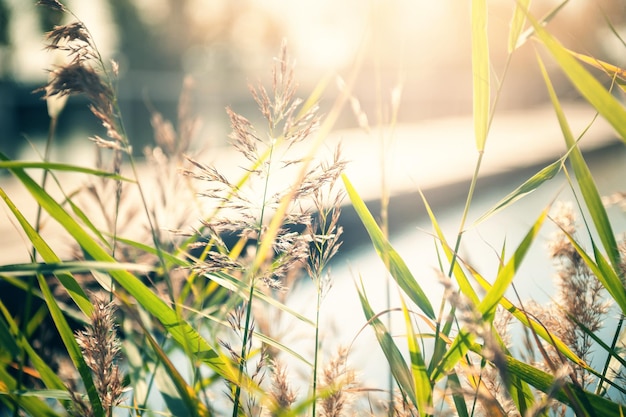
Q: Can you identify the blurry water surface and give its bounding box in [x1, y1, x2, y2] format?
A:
[282, 142, 626, 389]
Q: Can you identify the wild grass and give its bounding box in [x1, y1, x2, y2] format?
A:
[1, 0, 626, 416]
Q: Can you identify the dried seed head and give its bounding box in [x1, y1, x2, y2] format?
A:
[73, 299, 125, 413]
[269, 360, 297, 413]
[45, 22, 91, 48]
[37, 0, 66, 12]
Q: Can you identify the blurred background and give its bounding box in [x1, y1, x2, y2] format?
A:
[0, 0, 624, 161]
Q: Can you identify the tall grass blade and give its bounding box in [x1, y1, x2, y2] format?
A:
[508, 0, 531, 52]
[0, 186, 94, 317]
[432, 207, 547, 382]
[477, 206, 547, 321]
[0, 300, 68, 392]
[470, 268, 586, 367]
[356, 279, 418, 409]
[536, 53, 622, 269]
[0, 161, 133, 181]
[4, 159, 238, 381]
[400, 296, 432, 416]
[499, 352, 626, 416]
[530, 14, 626, 145]
[0, 261, 153, 276]
[473, 158, 562, 226]
[343, 174, 436, 319]
[471, 0, 490, 151]
[0, 365, 61, 417]
[135, 313, 210, 417]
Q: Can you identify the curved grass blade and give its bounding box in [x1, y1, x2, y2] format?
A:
[356, 278, 418, 409]
[536, 53, 621, 269]
[0, 366, 61, 417]
[530, 12, 626, 145]
[469, 266, 586, 367]
[508, 0, 532, 52]
[0, 300, 67, 392]
[432, 207, 548, 382]
[473, 158, 562, 227]
[472, 0, 490, 152]
[4, 160, 237, 382]
[496, 351, 626, 416]
[566, 48, 626, 86]
[399, 295, 432, 416]
[0, 186, 94, 317]
[133, 311, 210, 417]
[0, 160, 133, 181]
[343, 174, 436, 320]
[0, 261, 154, 276]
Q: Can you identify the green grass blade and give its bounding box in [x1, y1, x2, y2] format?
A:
[508, 0, 531, 52]
[470, 270, 586, 367]
[418, 188, 479, 306]
[136, 315, 210, 417]
[0, 366, 61, 417]
[0, 261, 154, 276]
[432, 208, 548, 382]
[536, 53, 621, 269]
[343, 174, 436, 320]
[0, 186, 94, 317]
[356, 279, 417, 409]
[446, 372, 470, 417]
[0, 160, 133, 181]
[477, 206, 548, 321]
[473, 159, 562, 226]
[472, 0, 490, 151]
[37, 273, 105, 417]
[530, 13, 626, 145]
[400, 296, 432, 416]
[0, 300, 67, 392]
[4, 161, 237, 382]
[499, 352, 626, 416]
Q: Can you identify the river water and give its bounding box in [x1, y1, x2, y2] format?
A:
[282, 142, 626, 389]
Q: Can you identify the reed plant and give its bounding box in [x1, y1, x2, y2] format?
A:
[1, 0, 626, 416]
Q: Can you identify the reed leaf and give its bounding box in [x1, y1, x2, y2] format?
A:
[530, 13, 626, 145]
[431, 207, 547, 382]
[0, 160, 133, 182]
[0, 365, 61, 417]
[343, 174, 436, 320]
[0, 261, 153, 276]
[356, 278, 418, 409]
[471, 0, 490, 152]
[0, 186, 94, 317]
[400, 295, 432, 416]
[536, 53, 622, 269]
[508, 0, 531, 52]
[473, 158, 562, 226]
[4, 159, 238, 382]
[498, 352, 626, 416]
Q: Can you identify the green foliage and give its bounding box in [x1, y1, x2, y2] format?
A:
[1, 1, 626, 416]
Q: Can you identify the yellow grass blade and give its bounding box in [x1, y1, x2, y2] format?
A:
[472, 0, 490, 151]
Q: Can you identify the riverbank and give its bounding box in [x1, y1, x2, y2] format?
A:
[0, 102, 619, 264]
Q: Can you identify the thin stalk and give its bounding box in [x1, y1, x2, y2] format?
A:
[311, 276, 322, 417]
[232, 139, 276, 417]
